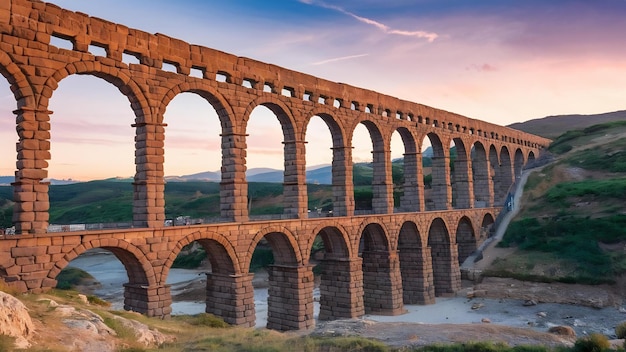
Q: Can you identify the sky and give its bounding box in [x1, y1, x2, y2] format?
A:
[1, 0, 625, 180]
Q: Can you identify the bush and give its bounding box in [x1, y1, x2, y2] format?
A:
[187, 313, 230, 328]
[573, 333, 610, 352]
[616, 321, 626, 339]
[55, 267, 94, 290]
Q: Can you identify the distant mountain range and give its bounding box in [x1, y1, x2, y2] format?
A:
[164, 165, 334, 184]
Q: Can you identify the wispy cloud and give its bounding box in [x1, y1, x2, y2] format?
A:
[466, 63, 498, 72]
[312, 53, 369, 66]
[300, 0, 438, 42]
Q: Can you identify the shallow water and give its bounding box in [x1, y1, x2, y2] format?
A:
[68, 252, 626, 335]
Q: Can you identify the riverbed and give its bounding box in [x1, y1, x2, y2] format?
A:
[67, 251, 626, 336]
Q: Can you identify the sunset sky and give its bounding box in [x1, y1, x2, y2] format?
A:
[1, 0, 625, 180]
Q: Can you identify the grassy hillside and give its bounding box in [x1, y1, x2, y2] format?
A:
[489, 120, 626, 284]
[508, 110, 626, 139]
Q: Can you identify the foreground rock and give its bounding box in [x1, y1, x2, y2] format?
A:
[0, 291, 34, 349]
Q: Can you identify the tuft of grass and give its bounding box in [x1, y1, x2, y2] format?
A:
[186, 313, 230, 328]
[103, 316, 137, 340]
[572, 333, 610, 352]
[87, 294, 111, 307]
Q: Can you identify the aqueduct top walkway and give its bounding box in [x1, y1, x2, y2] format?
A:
[0, 0, 550, 331]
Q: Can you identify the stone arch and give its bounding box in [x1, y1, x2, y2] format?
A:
[451, 137, 472, 209]
[527, 150, 536, 166]
[472, 141, 491, 208]
[47, 238, 161, 316]
[307, 223, 352, 260]
[303, 110, 351, 216]
[497, 145, 513, 204]
[161, 230, 240, 282]
[456, 216, 476, 264]
[158, 81, 236, 132]
[398, 221, 435, 304]
[488, 144, 500, 207]
[157, 82, 241, 220]
[311, 224, 361, 321]
[247, 225, 302, 270]
[244, 96, 301, 218]
[480, 212, 496, 240]
[42, 61, 150, 122]
[357, 221, 391, 253]
[351, 118, 390, 214]
[514, 148, 525, 180]
[0, 50, 36, 106]
[424, 132, 450, 211]
[393, 126, 422, 212]
[358, 222, 403, 314]
[49, 238, 156, 286]
[427, 217, 460, 296]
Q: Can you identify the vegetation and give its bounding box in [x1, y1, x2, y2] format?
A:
[55, 266, 96, 290]
[494, 121, 626, 284]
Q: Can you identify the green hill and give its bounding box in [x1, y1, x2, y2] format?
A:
[489, 120, 626, 284]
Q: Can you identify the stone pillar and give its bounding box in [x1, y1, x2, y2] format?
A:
[132, 122, 166, 228]
[206, 273, 255, 327]
[399, 151, 424, 212]
[453, 154, 473, 209]
[430, 154, 452, 211]
[123, 283, 172, 318]
[282, 139, 308, 219]
[13, 107, 51, 234]
[361, 250, 404, 315]
[318, 257, 364, 320]
[430, 243, 461, 297]
[220, 132, 248, 222]
[398, 246, 435, 305]
[371, 149, 393, 214]
[266, 265, 315, 331]
[331, 146, 354, 217]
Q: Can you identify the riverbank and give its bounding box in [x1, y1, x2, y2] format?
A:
[67, 251, 626, 345]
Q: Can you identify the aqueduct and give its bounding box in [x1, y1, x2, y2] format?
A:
[0, 0, 550, 330]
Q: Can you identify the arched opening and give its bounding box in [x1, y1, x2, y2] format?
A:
[514, 148, 525, 181]
[391, 128, 421, 212]
[312, 226, 356, 320]
[48, 75, 136, 228]
[427, 218, 459, 296]
[480, 213, 496, 241]
[162, 92, 222, 224]
[305, 115, 334, 218]
[451, 138, 471, 209]
[352, 123, 374, 213]
[359, 223, 403, 314]
[250, 231, 311, 330]
[398, 221, 434, 304]
[165, 238, 243, 325]
[497, 146, 513, 205]
[55, 247, 150, 313]
[456, 217, 476, 264]
[422, 133, 449, 211]
[0, 74, 15, 231]
[527, 151, 536, 167]
[246, 105, 293, 219]
[471, 142, 490, 208]
[488, 145, 500, 208]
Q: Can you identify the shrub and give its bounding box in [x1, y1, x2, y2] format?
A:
[616, 321, 626, 339]
[188, 313, 230, 328]
[573, 333, 610, 352]
[55, 267, 93, 290]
